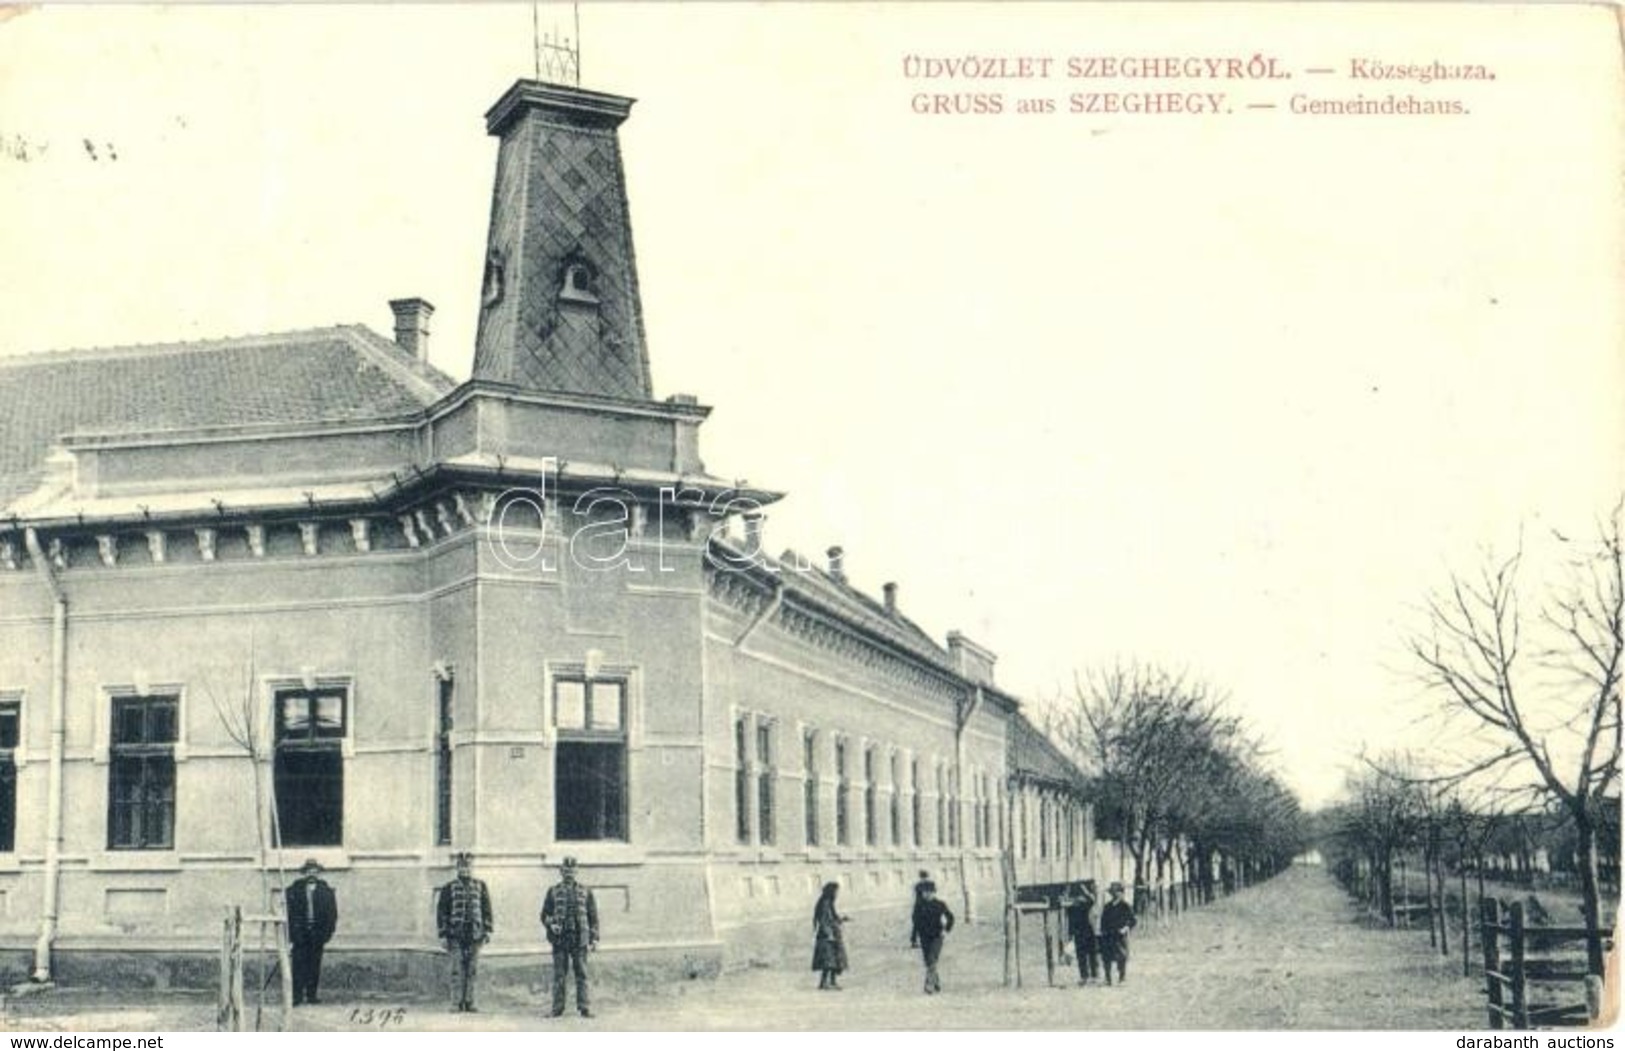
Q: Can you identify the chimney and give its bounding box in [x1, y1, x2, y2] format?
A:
[826, 545, 845, 582]
[883, 582, 898, 615]
[389, 297, 435, 363]
[743, 513, 764, 553]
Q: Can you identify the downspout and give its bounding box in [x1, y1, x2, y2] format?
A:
[955, 685, 982, 922]
[24, 528, 66, 983]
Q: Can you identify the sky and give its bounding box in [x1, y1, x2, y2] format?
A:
[0, 3, 1620, 808]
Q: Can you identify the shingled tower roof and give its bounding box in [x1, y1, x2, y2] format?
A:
[470, 81, 653, 401]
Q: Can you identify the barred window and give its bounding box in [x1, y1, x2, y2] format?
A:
[803, 730, 819, 847]
[435, 677, 453, 846]
[911, 758, 922, 848]
[835, 739, 850, 846]
[935, 764, 947, 847]
[888, 752, 901, 846]
[756, 721, 776, 846]
[735, 717, 750, 844]
[0, 698, 18, 853]
[863, 746, 878, 847]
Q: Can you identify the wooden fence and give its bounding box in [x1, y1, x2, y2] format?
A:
[1479, 898, 1610, 1030]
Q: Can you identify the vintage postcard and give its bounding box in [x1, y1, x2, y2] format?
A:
[0, 2, 1619, 1036]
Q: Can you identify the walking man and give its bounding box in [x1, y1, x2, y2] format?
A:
[908, 870, 931, 949]
[541, 856, 599, 1018]
[910, 879, 955, 994]
[1098, 880, 1137, 986]
[435, 852, 493, 1012]
[1064, 881, 1099, 985]
[285, 859, 338, 1006]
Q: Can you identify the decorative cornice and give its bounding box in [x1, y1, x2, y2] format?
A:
[707, 569, 965, 707]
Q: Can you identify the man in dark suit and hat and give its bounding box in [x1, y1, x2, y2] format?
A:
[285, 858, 338, 1006]
[1098, 880, 1137, 986]
[910, 879, 955, 994]
[541, 856, 599, 1018]
[436, 852, 493, 1012]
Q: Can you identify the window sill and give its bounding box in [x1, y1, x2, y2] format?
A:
[0, 855, 21, 873]
[273, 848, 352, 871]
[545, 843, 640, 867]
[92, 851, 183, 872]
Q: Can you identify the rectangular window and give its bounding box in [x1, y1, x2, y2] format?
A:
[109, 694, 177, 850]
[983, 775, 993, 849]
[863, 747, 877, 847]
[911, 759, 921, 848]
[1039, 796, 1050, 858]
[803, 731, 819, 847]
[735, 717, 750, 844]
[555, 677, 627, 841]
[756, 722, 775, 846]
[949, 769, 960, 847]
[935, 764, 946, 847]
[835, 739, 850, 846]
[1019, 792, 1029, 859]
[274, 687, 346, 847]
[0, 698, 18, 853]
[888, 753, 901, 846]
[434, 678, 453, 846]
[970, 772, 980, 848]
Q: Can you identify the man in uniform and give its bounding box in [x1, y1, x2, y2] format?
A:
[285, 858, 338, 1006]
[541, 856, 599, 1018]
[435, 852, 493, 1012]
[1097, 880, 1137, 986]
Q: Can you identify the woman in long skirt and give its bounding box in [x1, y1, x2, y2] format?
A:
[811, 882, 849, 990]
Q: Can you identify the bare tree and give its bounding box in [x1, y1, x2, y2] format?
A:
[1336, 761, 1424, 926]
[1407, 505, 1623, 975]
[199, 637, 294, 1028]
[1055, 662, 1245, 907]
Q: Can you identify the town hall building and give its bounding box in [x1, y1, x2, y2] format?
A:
[0, 74, 1093, 988]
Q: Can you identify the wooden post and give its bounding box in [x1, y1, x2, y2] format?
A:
[1001, 851, 1017, 988]
[272, 912, 294, 1028]
[218, 909, 235, 1031]
[1461, 869, 1472, 977]
[1481, 898, 1503, 1030]
[1508, 901, 1528, 1030]
[1443, 857, 1456, 961]
[1586, 975, 1603, 1020]
[1014, 905, 1023, 988]
[1042, 907, 1056, 987]
[1003, 903, 1014, 988]
[1398, 855, 1408, 928]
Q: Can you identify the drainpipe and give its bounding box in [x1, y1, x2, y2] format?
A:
[23, 528, 66, 983]
[955, 685, 983, 922]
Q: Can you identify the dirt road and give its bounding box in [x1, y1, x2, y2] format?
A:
[2, 864, 1487, 1031]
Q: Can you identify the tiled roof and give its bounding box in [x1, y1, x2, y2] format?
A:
[778, 552, 952, 670]
[1010, 710, 1086, 787]
[0, 325, 456, 507]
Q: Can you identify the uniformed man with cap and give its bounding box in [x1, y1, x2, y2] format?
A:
[541, 856, 599, 1018]
[435, 852, 493, 1012]
[285, 858, 338, 1006]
